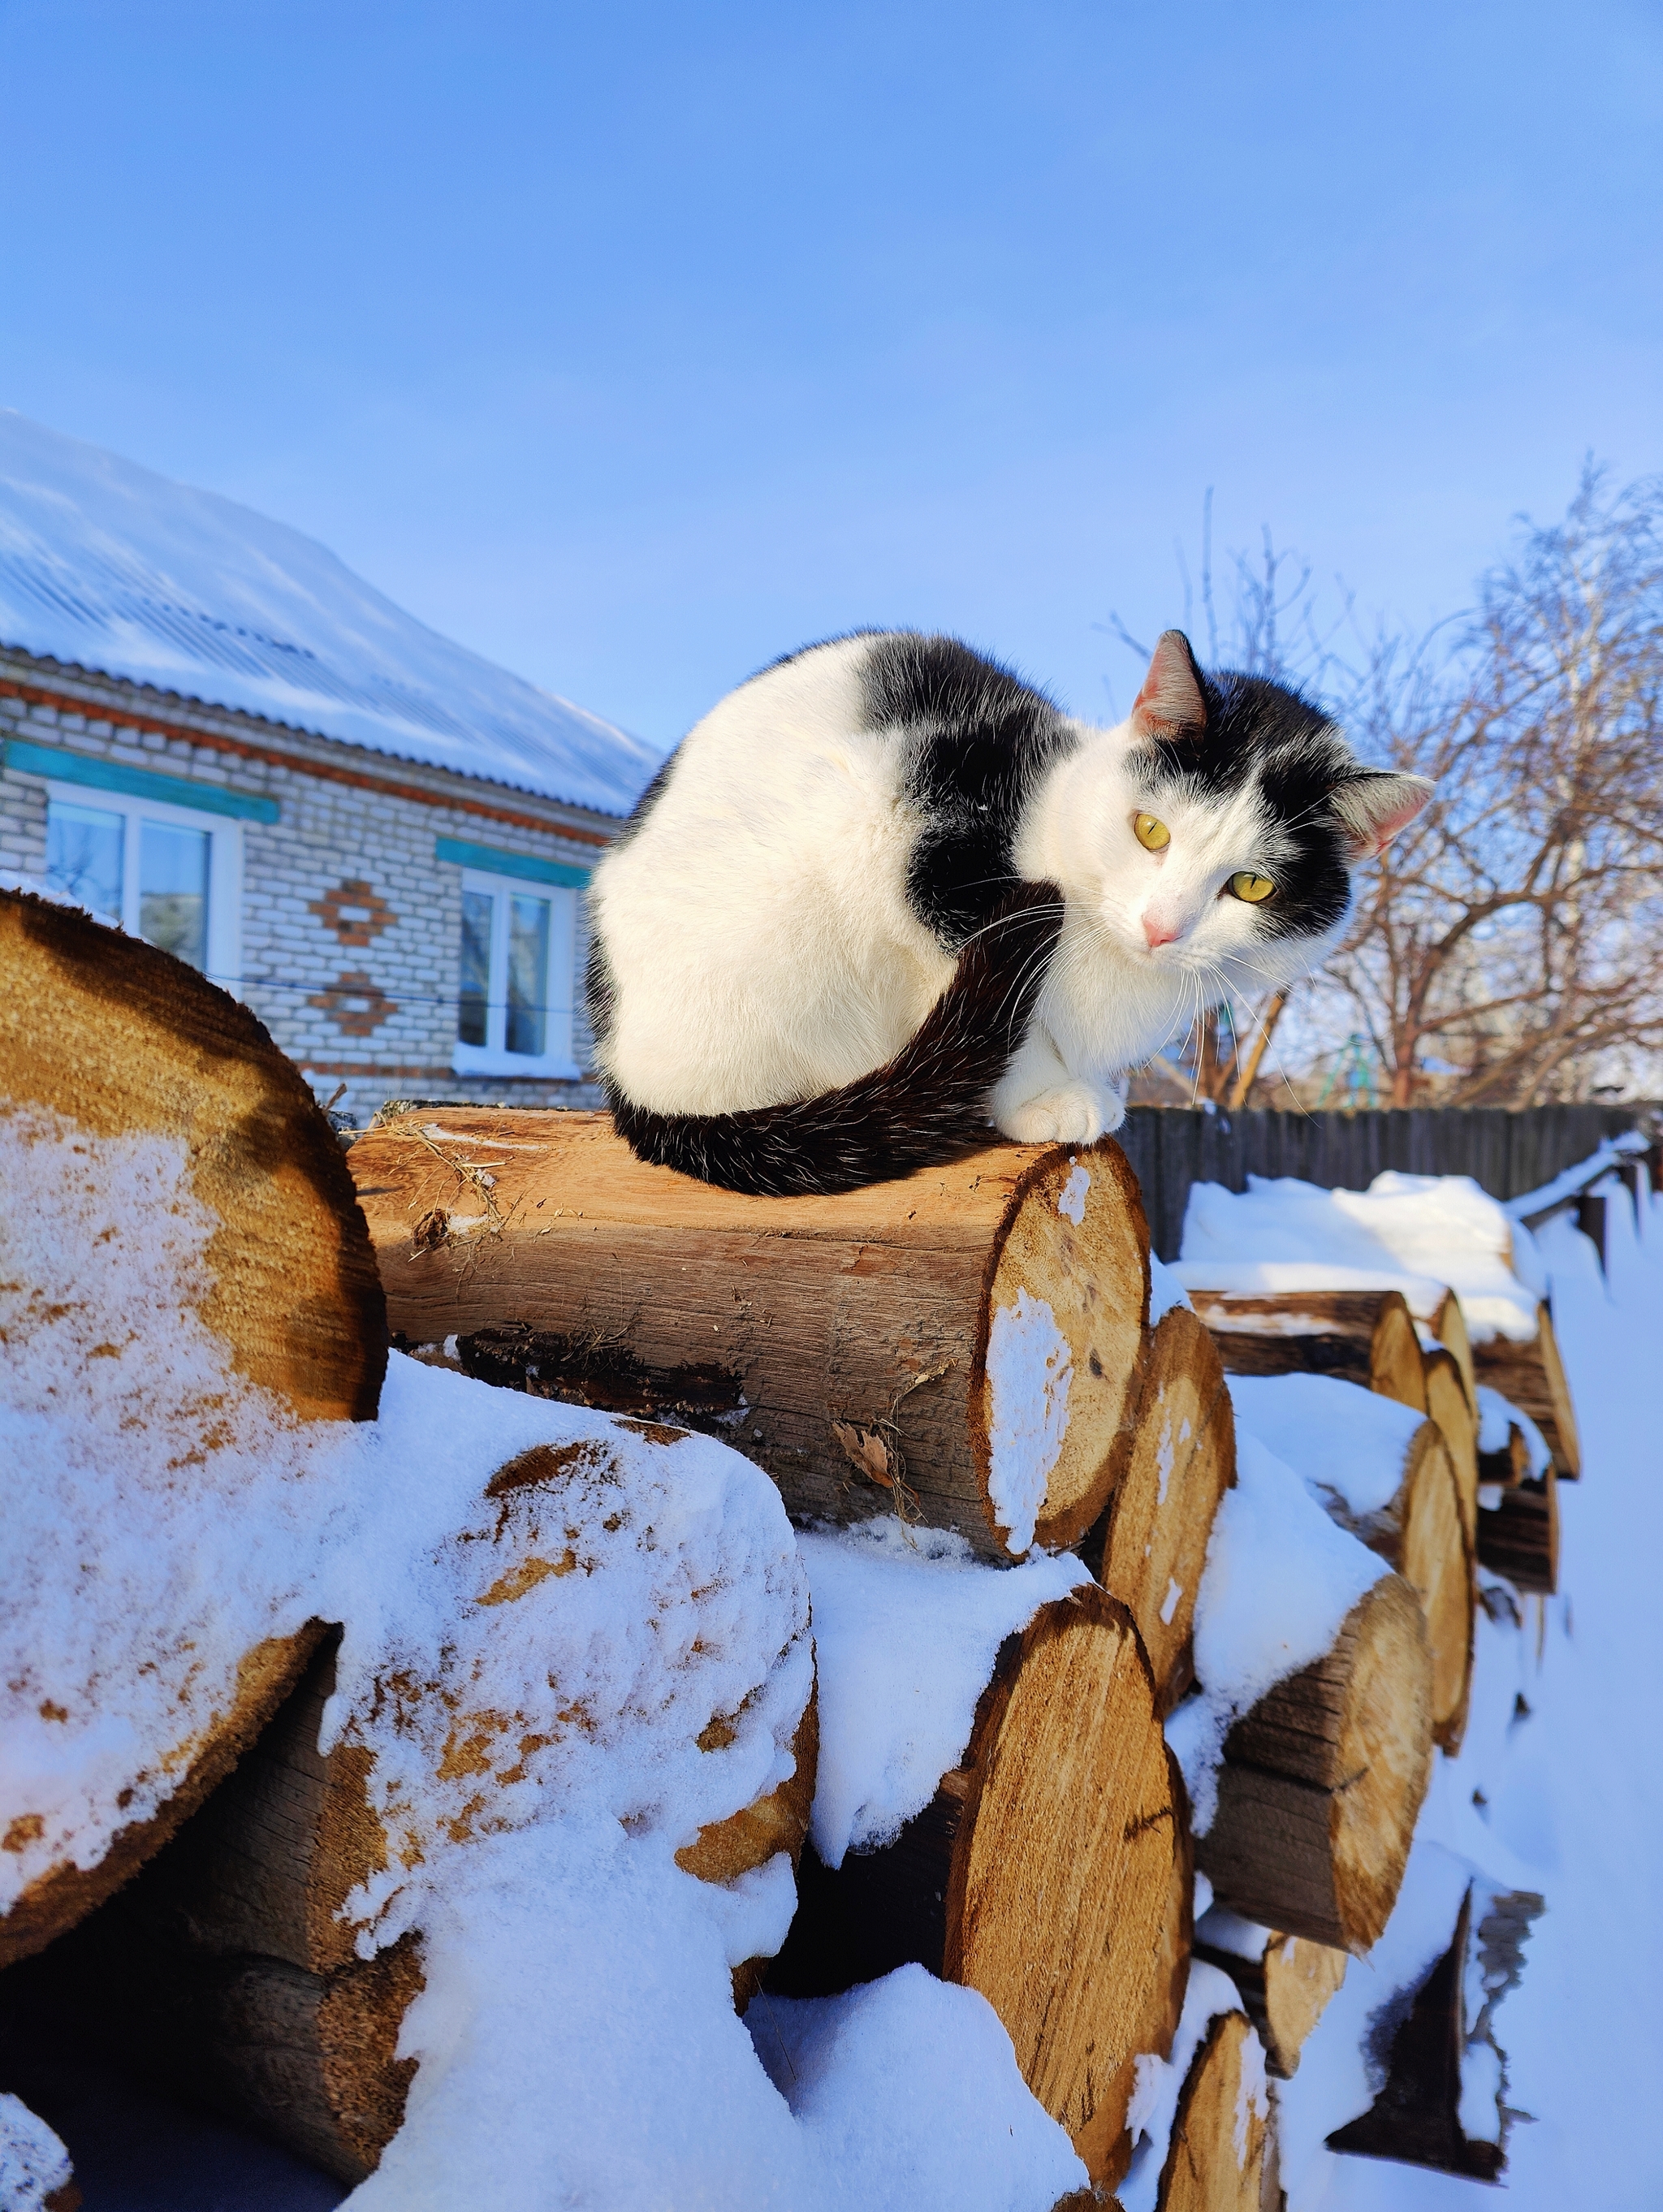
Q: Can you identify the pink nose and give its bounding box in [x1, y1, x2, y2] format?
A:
[1143, 912, 1180, 949]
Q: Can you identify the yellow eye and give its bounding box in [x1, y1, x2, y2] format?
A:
[1134, 812, 1170, 852]
[1229, 871, 1276, 903]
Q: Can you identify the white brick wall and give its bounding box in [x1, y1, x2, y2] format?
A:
[0, 663, 620, 1125]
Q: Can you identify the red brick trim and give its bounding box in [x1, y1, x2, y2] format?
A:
[0, 676, 613, 846]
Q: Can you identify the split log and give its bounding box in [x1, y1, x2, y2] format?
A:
[0, 890, 387, 1969]
[1422, 1347, 1479, 1550]
[767, 1584, 1187, 2192]
[1471, 1307, 1580, 1477]
[349, 1110, 1151, 1560]
[1328, 1882, 1543, 2180]
[1476, 1471, 1559, 1596]
[1196, 1575, 1433, 1955]
[1193, 1917, 1347, 2080]
[1155, 2010, 1274, 2212]
[7, 1627, 816, 2184]
[1083, 1307, 1235, 1711]
[1186, 1289, 1428, 1412]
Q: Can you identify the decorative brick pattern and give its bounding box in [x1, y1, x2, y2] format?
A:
[308, 970, 399, 1038]
[310, 877, 396, 947]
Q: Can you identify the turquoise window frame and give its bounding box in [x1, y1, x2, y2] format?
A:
[434, 833, 590, 888]
[3, 737, 280, 823]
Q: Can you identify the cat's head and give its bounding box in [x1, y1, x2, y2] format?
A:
[1073, 629, 1431, 994]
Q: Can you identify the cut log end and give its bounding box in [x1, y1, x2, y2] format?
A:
[1089, 1307, 1233, 1709]
[770, 1586, 1184, 2191]
[1390, 1424, 1474, 1754]
[0, 888, 386, 1424]
[1200, 1575, 1433, 1955]
[1156, 2010, 1272, 2212]
[1422, 1346, 1479, 1551]
[979, 1141, 1151, 1553]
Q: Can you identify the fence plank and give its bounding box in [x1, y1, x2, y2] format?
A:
[1122, 1103, 1644, 1259]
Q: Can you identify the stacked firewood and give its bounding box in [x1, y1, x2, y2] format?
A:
[0, 890, 1574, 2205]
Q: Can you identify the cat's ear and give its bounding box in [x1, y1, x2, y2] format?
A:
[1130, 630, 1207, 741]
[1332, 772, 1435, 860]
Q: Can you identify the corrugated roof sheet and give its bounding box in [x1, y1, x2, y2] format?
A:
[0, 412, 663, 815]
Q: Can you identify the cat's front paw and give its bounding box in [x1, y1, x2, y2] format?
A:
[999, 1080, 1116, 1145]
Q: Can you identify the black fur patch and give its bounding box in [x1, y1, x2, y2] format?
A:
[1139, 647, 1361, 947]
[606, 881, 1064, 1197]
[861, 633, 1079, 950]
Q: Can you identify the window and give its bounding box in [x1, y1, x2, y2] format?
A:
[451, 867, 578, 1078]
[44, 785, 241, 983]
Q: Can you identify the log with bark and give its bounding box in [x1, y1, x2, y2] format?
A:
[1195, 1575, 1433, 1955]
[1155, 2009, 1276, 2212]
[1327, 1882, 1543, 2180]
[1186, 1289, 1471, 1752]
[348, 1110, 1151, 1560]
[766, 1583, 1187, 2193]
[1186, 1288, 1428, 1411]
[1193, 1916, 1349, 2079]
[6, 1622, 816, 2185]
[1471, 1307, 1581, 1477]
[1476, 1471, 1559, 1596]
[1082, 1306, 1235, 1712]
[0, 891, 386, 1969]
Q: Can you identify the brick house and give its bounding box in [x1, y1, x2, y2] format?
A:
[0, 414, 662, 1122]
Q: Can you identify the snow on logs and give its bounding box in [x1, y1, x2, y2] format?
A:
[0, 892, 385, 1968]
[24, 1628, 818, 2181]
[770, 1578, 1187, 2193]
[1197, 1575, 1434, 1955]
[348, 1109, 1151, 1561]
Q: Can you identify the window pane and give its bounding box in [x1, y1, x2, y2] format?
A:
[506, 894, 550, 1057]
[46, 800, 124, 922]
[458, 890, 492, 1046]
[138, 821, 210, 968]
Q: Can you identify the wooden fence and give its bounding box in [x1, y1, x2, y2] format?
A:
[1117, 1102, 1650, 1260]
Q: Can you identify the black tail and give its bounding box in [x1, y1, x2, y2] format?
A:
[605, 883, 1064, 1196]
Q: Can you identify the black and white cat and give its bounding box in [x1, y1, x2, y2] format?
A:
[587, 629, 1430, 1195]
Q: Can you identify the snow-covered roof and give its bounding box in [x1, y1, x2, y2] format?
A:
[0, 412, 664, 816]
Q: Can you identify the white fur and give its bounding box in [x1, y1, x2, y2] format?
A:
[590, 639, 1354, 1134]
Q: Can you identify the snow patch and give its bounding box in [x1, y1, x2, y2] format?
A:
[1057, 1159, 1091, 1225]
[797, 1523, 1089, 1865]
[1226, 1373, 1423, 1519]
[0, 2095, 73, 2211]
[1177, 1170, 1541, 1341]
[985, 1288, 1073, 1554]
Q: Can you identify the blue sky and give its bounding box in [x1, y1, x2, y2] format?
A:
[1, 0, 1659, 753]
